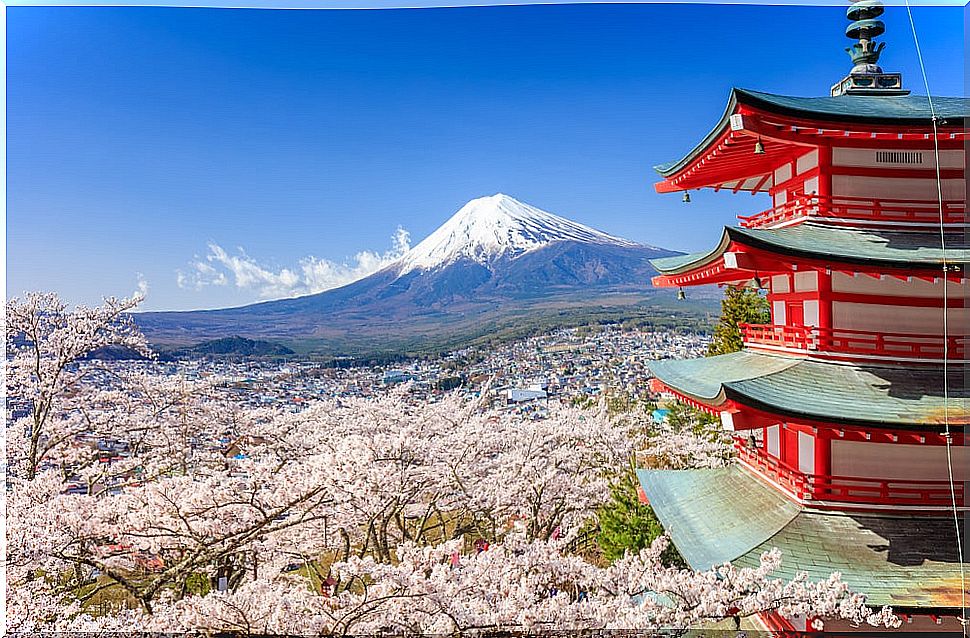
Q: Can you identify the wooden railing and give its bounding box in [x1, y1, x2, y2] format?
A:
[740, 323, 968, 362]
[734, 442, 963, 508]
[735, 440, 809, 498]
[737, 194, 967, 228]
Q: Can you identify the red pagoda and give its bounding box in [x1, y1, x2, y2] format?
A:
[638, 3, 969, 633]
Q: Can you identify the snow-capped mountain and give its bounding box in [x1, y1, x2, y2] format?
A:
[396, 194, 646, 275]
[138, 195, 682, 352]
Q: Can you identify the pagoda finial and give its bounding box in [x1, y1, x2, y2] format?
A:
[831, 1, 908, 96]
[845, 0, 886, 72]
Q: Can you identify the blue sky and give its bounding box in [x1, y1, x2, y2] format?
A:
[7, 3, 965, 310]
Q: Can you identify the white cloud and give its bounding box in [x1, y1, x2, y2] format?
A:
[177, 227, 411, 300]
[179, 259, 228, 289]
[131, 274, 150, 301]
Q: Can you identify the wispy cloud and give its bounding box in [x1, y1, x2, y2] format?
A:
[177, 228, 411, 299]
[134, 274, 150, 299]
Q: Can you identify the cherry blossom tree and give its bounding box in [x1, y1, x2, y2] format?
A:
[6, 394, 336, 617]
[6, 291, 149, 479]
[33, 534, 898, 636]
[636, 402, 734, 470]
[7, 387, 629, 627]
[5, 291, 899, 635]
[5, 293, 336, 620]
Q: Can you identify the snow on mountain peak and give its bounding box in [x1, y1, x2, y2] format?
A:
[396, 194, 642, 275]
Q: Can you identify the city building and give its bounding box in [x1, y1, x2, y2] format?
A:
[638, 4, 969, 633]
[506, 386, 548, 404]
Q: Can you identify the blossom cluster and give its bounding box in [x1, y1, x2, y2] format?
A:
[5, 291, 899, 634]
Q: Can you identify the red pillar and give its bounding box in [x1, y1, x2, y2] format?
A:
[817, 269, 833, 350]
[813, 430, 832, 500]
[817, 144, 833, 200]
[814, 432, 831, 476]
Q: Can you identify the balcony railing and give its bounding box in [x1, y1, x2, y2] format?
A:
[740, 323, 968, 362]
[737, 194, 967, 229]
[734, 441, 964, 509]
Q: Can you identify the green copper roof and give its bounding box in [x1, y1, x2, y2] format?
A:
[733, 505, 966, 610]
[636, 466, 800, 570]
[736, 223, 970, 267]
[638, 465, 968, 610]
[655, 88, 970, 176]
[738, 89, 970, 124]
[650, 222, 970, 275]
[649, 352, 970, 430]
[648, 351, 798, 401]
[651, 251, 716, 274]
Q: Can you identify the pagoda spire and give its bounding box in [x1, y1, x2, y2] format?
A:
[831, 1, 908, 96]
[846, 0, 886, 72]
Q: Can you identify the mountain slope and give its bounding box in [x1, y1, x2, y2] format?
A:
[396, 194, 647, 274]
[137, 194, 683, 352]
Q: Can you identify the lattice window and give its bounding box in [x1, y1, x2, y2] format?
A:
[875, 150, 924, 164]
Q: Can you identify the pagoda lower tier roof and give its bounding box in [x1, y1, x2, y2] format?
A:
[637, 465, 967, 610]
[651, 222, 969, 281]
[649, 351, 969, 430]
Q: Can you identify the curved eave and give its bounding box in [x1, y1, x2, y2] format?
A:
[650, 223, 970, 288]
[720, 384, 970, 432]
[733, 223, 970, 270]
[653, 88, 970, 193]
[636, 466, 800, 571]
[649, 230, 732, 285]
[654, 89, 741, 179]
[650, 352, 970, 432]
[639, 467, 970, 610]
[737, 88, 970, 127]
[649, 351, 798, 403]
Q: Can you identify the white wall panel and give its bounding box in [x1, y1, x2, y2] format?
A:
[803, 175, 819, 195]
[832, 175, 965, 201]
[832, 146, 965, 169]
[831, 440, 970, 481]
[803, 300, 819, 327]
[793, 271, 818, 292]
[831, 272, 966, 298]
[796, 149, 819, 174]
[767, 425, 780, 458]
[797, 432, 815, 474]
[772, 301, 786, 326]
[774, 164, 792, 185]
[771, 275, 790, 293]
[832, 302, 970, 335]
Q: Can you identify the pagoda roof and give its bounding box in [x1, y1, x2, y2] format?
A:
[636, 466, 800, 570]
[650, 222, 969, 283]
[637, 465, 967, 610]
[655, 88, 970, 178]
[649, 351, 969, 430]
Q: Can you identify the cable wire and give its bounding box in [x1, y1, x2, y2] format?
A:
[905, 1, 967, 631]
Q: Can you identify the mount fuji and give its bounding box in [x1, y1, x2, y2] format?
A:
[396, 194, 645, 275]
[138, 194, 684, 354]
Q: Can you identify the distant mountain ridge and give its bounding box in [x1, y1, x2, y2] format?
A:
[181, 336, 294, 357]
[137, 194, 684, 354]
